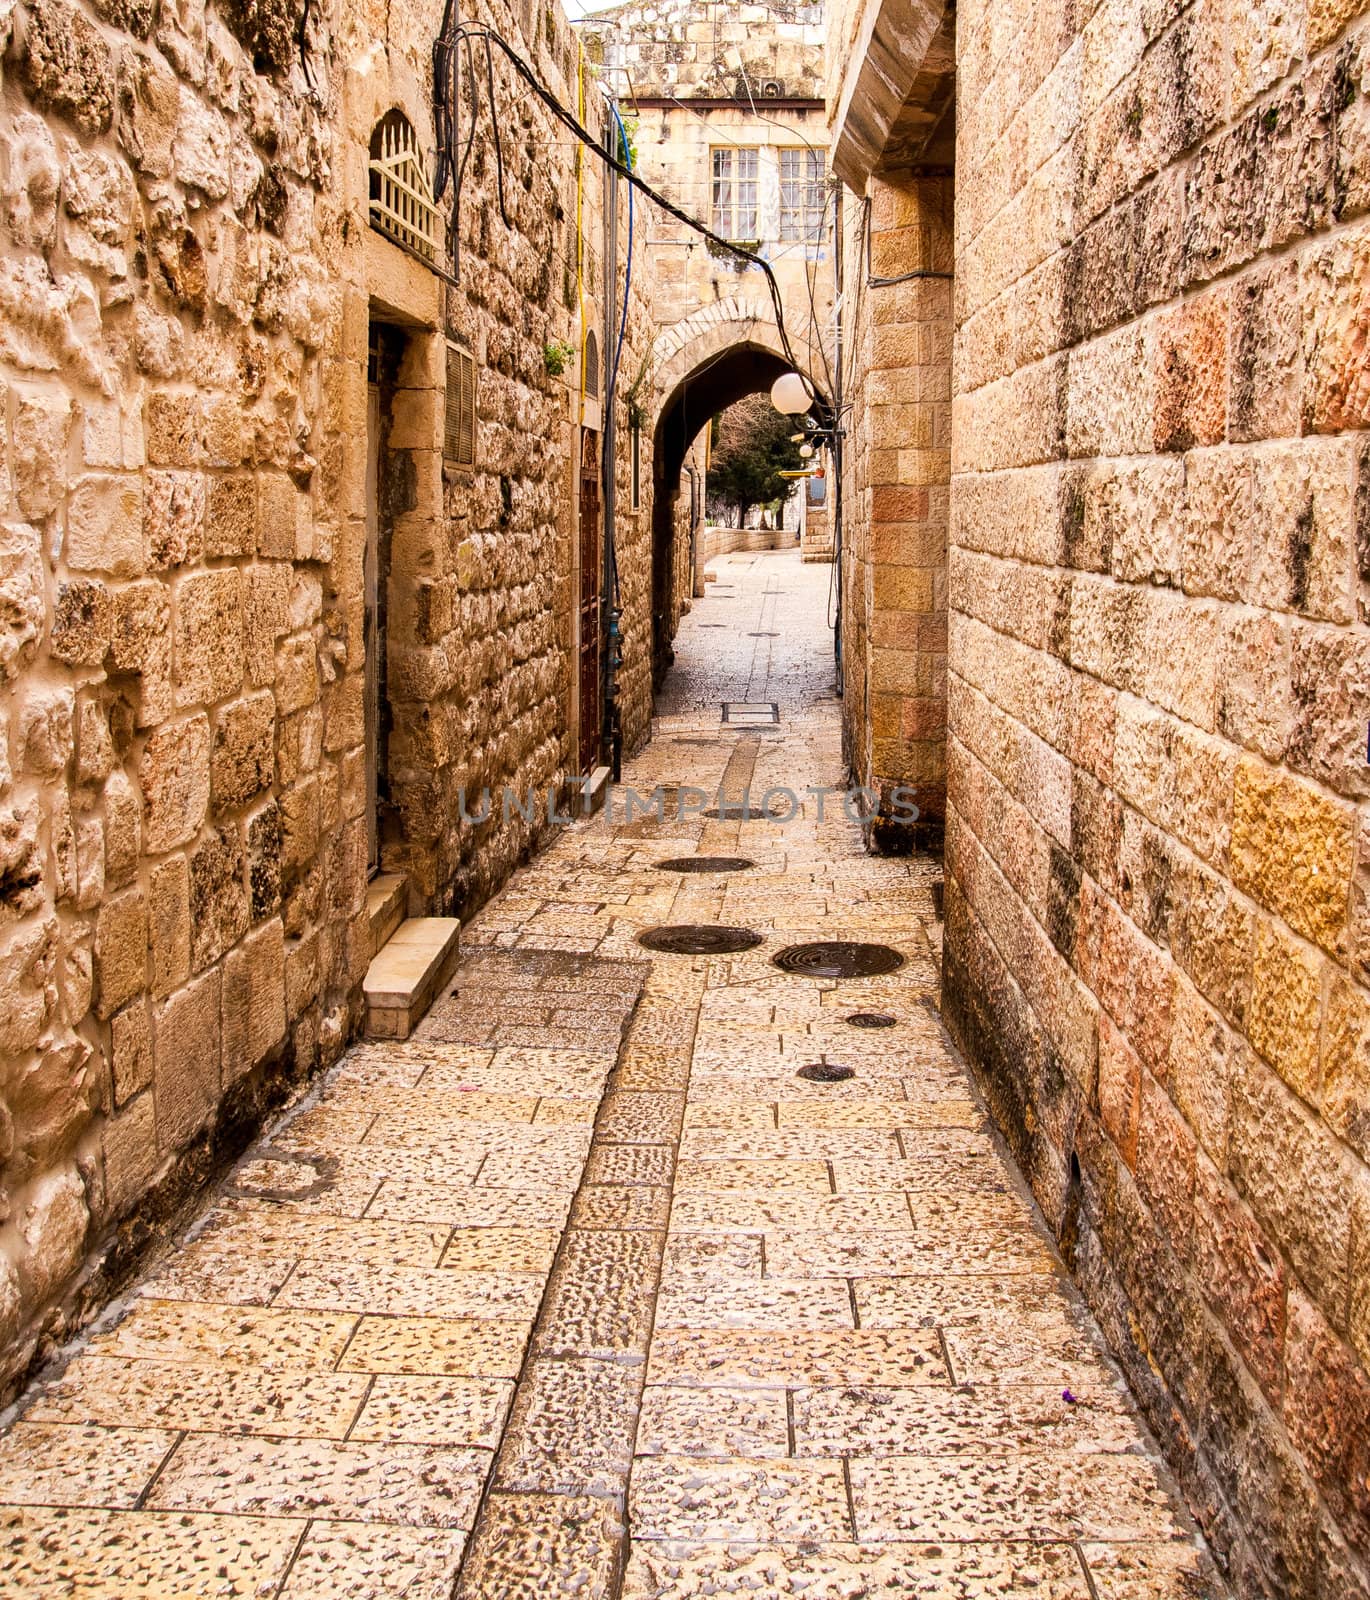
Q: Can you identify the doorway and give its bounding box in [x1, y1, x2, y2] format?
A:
[578, 427, 602, 776]
[365, 324, 397, 877]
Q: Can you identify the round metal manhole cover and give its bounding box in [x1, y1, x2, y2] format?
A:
[773, 941, 906, 979]
[638, 925, 765, 955]
[797, 1062, 856, 1083]
[846, 1011, 898, 1028]
[653, 857, 756, 874]
[703, 801, 792, 821]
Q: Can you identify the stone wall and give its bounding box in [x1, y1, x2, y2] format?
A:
[836, 174, 950, 849]
[941, 0, 1370, 1591]
[0, 0, 654, 1392]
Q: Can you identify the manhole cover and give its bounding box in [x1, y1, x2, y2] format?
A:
[638, 925, 765, 955]
[699, 623, 728, 628]
[846, 1012, 898, 1028]
[703, 800, 792, 821]
[721, 702, 780, 725]
[747, 631, 780, 637]
[773, 941, 906, 979]
[653, 857, 756, 873]
[798, 1062, 855, 1083]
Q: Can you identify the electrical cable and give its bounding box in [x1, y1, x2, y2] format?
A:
[438, 19, 811, 398]
[862, 195, 953, 286]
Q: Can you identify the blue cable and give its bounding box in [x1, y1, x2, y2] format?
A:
[606, 101, 633, 407]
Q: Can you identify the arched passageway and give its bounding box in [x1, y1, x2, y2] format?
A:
[650, 336, 827, 692]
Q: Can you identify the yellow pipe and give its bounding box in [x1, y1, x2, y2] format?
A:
[576, 45, 587, 428]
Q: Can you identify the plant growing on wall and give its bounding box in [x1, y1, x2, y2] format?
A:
[543, 339, 575, 376]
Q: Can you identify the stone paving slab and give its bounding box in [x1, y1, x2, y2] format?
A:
[0, 553, 1224, 1598]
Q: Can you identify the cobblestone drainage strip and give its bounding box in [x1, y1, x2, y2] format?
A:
[638, 925, 765, 955]
[797, 1062, 856, 1083]
[653, 857, 756, 873]
[846, 1011, 898, 1028]
[721, 701, 780, 725]
[773, 940, 906, 978]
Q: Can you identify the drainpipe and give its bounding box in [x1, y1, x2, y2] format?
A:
[601, 100, 622, 779]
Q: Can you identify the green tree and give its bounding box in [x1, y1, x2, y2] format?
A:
[706, 395, 805, 528]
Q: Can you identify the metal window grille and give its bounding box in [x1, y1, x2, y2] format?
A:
[779, 149, 825, 242]
[444, 341, 476, 467]
[711, 147, 759, 239]
[369, 110, 442, 265]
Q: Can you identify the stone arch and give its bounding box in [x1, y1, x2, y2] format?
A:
[647, 302, 827, 689]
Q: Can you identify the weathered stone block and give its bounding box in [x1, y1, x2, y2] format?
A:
[189, 826, 248, 971]
[94, 886, 146, 1020]
[1230, 757, 1355, 954]
[1194, 1152, 1287, 1402]
[18, 1168, 88, 1308]
[1153, 293, 1228, 452]
[18, 686, 74, 776]
[117, 46, 178, 177]
[153, 967, 221, 1150]
[205, 475, 256, 558]
[12, 389, 72, 521]
[212, 690, 275, 814]
[145, 471, 205, 569]
[66, 475, 145, 577]
[173, 567, 244, 708]
[1248, 916, 1324, 1104]
[103, 770, 141, 885]
[50, 580, 110, 667]
[274, 633, 319, 715]
[222, 917, 285, 1083]
[110, 999, 151, 1105]
[140, 714, 210, 853]
[246, 799, 282, 919]
[1322, 972, 1370, 1164]
[145, 391, 206, 467]
[256, 472, 308, 559]
[18, 0, 115, 137]
[244, 562, 291, 687]
[100, 1091, 158, 1220]
[1303, 221, 1370, 434]
[0, 523, 45, 683]
[1230, 1051, 1354, 1321]
[148, 855, 190, 999]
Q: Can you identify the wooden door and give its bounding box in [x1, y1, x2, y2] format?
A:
[578, 428, 601, 775]
[365, 382, 382, 874]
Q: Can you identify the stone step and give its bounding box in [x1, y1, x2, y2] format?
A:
[363, 916, 461, 1041]
[366, 872, 408, 958]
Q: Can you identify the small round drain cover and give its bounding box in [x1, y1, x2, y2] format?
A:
[653, 857, 756, 874]
[773, 941, 906, 979]
[703, 801, 791, 821]
[846, 1011, 898, 1028]
[638, 925, 764, 955]
[798, 1062, 855, 1083]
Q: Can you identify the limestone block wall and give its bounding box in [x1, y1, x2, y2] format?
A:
[837, 175, 950, 848]
[0, 0, 654, 1393]
[944, 0, 1370, 1590]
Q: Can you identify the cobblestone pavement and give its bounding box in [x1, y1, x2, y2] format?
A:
[0, 552, 1222, 1596]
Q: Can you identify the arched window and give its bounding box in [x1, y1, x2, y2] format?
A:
[369, 110, 442, 265]
[583, 330, 599, 397]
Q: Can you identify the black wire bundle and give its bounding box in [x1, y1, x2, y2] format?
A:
[429, 15, 815, 401]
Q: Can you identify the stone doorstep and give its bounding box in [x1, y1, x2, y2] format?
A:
[363, 916, 461, 1041]
[366, 873, 409, 958]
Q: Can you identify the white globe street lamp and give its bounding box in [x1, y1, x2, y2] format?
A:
[770, 371, 814, 416]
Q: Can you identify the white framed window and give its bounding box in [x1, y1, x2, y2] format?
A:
[711, 147, 760, 239]
[779, 148, 826, 242]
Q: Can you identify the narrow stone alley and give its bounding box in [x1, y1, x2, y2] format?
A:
[0, 551, 1220, 1597]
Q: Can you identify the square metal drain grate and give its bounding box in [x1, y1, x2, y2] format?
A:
[721, 701, 780, 725]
